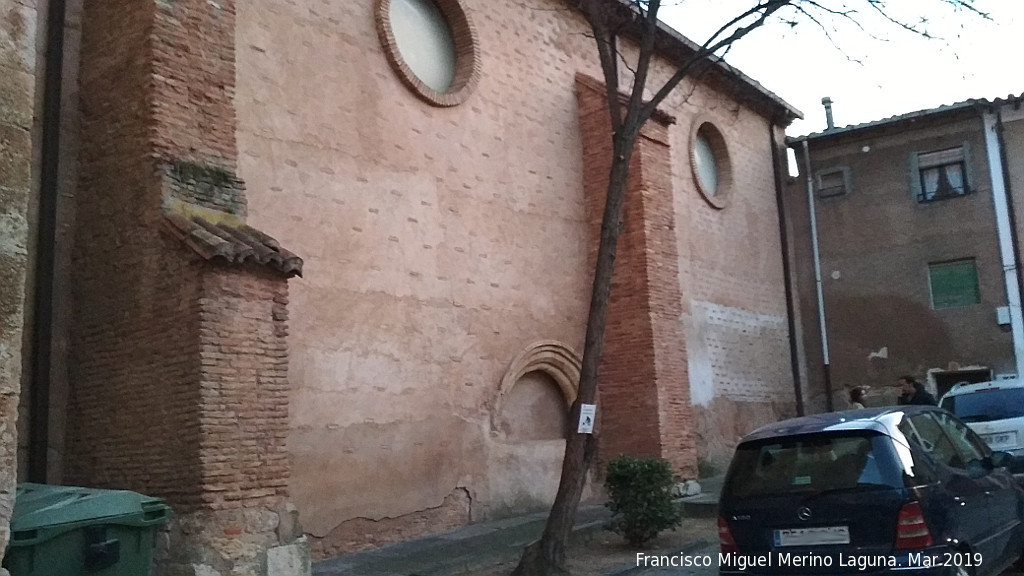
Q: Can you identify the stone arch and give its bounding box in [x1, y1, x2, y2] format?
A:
[491, 340, 582, 435]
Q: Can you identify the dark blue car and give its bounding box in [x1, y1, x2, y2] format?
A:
[718, 406, 1024, 575]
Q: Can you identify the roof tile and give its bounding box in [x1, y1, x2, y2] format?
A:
[164, 212, 303, 278]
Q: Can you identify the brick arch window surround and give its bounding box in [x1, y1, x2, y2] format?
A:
[690, 118, 734, 209]
[491, 341, 582, 436]
[374, 0, 481, 107]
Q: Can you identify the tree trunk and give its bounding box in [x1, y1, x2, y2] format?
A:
[512, 135, 636, 576]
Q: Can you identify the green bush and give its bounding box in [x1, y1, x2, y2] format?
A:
[697, 457, 719, 479]
[604, 455, 683, 547]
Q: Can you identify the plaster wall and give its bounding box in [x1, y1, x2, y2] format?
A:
[667, 94, 796, 470]
[235, 0, 592, 552]
[235, 0, 795, 552]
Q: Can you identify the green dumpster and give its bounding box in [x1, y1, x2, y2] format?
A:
[2, 483, 172, 576]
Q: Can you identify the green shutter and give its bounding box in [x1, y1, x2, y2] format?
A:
[929, 260, 980, 309]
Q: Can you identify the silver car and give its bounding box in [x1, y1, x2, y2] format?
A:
[940, 379, 1024, 457]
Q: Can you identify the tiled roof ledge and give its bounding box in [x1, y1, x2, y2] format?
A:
[163, 199, 303, 278]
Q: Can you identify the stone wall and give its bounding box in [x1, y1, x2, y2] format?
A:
[0, 0, 41, 566]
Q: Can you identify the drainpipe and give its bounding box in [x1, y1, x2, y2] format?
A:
[771, 124, 805, 416]
[982, 109, 1024, 378]
[802, 140, 834, 411]
[995, 109, 1024, 357]
[29, 0, 68, 482]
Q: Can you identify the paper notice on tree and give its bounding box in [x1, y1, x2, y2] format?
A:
[577, 403, 596, 434]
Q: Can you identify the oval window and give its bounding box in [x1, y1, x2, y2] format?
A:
[690, 121, 732, 209]
[694, 131, 719, 196]
[389, 0, 456, 92]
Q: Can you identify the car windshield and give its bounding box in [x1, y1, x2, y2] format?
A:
[723, 432, 904, 499]
[941, 387, 1024, 423]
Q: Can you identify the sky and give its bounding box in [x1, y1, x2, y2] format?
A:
[659, 0, 1023, 137]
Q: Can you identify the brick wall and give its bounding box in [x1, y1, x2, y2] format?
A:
[787, 112, 1012, 409]
[68, 0, 304, 573]
[197, 269, 290, 509]
[576, 76, 697, 476]
[577, 79, 661, 462]
[65, 246, 206, 504]
[65, 0, 201, 502]
[151, 0, 240, 170]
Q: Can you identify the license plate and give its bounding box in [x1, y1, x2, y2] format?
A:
[773, 526, 850, 547]
[982, 431, 1018, 449]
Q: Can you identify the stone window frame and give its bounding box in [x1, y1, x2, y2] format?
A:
[909, 143, 975, 204]
[374, 0, 482, 107]
[815, 166, 852, 199]
[689, 118, 734, 209]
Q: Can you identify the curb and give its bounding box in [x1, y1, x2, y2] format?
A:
[602, 539, 715, 576]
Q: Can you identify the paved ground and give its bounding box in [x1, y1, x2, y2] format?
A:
[312, 503, 613, 576]
[312, 472, 1024, 576]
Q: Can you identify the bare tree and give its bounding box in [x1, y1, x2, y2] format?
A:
[512, 1, 986, 575]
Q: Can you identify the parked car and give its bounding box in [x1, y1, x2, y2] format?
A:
[718, 406, 1024, 575]
[940, 379, 1024, 458]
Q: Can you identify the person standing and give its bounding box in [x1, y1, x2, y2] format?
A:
[896, 375, 936, 405]
[848, 386, 868, 409]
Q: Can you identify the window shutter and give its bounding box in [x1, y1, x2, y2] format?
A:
[961, 140, 974, 192]
[909, 152, 921, 201]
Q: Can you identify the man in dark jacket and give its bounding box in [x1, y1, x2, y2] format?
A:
[896, 375, 937, 405]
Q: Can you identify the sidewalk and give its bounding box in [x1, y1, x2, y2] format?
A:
[312, 503, 610, 576]
[313, 476, 723, 576]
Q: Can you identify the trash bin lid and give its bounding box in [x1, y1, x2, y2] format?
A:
[10, 483, 170, 533]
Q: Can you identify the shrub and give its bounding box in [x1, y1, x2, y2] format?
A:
[604, 455, 683, 547]
[697, 457, 719, 479]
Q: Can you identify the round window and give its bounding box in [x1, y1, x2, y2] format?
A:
[375, 0, 481, 107]
[690, 121, 732, 208]
[694, 131, 719, 196]
[389, 0, 456, 92]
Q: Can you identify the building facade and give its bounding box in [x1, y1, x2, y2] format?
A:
[3, 0, 804, 572]
[787, 96, 1024, 410]
[233, 0, 802, 556]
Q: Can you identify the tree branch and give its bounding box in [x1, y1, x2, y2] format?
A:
[639, 0, 788, 124]
[625, 0, 662, 127]
[582, 0, 624, 135]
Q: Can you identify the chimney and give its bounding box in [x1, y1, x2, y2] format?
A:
[822, 97, 835, 130]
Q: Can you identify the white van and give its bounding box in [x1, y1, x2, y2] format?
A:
[939, 379, 1024, 456]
